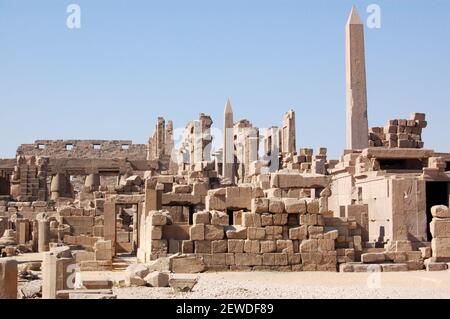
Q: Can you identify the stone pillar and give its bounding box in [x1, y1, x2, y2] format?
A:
[104, 198, 117, 257]
[15, 219, 30, 245]
[223, 99, 235, 183]
[0, 217, 7, 238]
[346, 6, 369, 150]
[38, 220, 50, 252]
[0, 258, 17, 299]
[145, 180, 162, 213]
[50, 173, 63, 200]
[42, 252, 76, 299]
[84, 173, 100, 190]
[281, 110, 296, 154]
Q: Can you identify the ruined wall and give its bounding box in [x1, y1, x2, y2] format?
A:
[17, 140, 147, 160]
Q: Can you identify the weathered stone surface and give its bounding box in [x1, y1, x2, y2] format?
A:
[251, 198, 269, 214]
[145, 271, 169, 287]
[204, 225, 224, 241]
[289, 226, 307, 240]
[189, 224, 205, 241]
[283, 198, 307, 214]
[225, 226, 248, 239]
[381, 263, 408, 272]
[432, 238, 450, 261]
[0, 258, 17, 299]
[247, 227, 265, 240]
[430, 219, 450, 238]
[228, 239, 245, 253]
[212, 240, 227, 253]
[193, 211, 211, 225]
[425, 259, 448, 271]
[361, 253, 386, 264]
[431, 205, 450, 218]
[269, 199, 285, 214]
[171, 257, 207, 273]
[300, 239, 318, 253]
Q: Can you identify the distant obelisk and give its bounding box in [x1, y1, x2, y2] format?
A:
[223, 99, 234, 183]
[346, 6, 369, 150]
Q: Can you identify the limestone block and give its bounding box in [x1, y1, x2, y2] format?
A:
[263, 253, 288, 266]
[212, 240, 227, 253]
[95, 249, 112, 261]
[129, 277, 147, 286]
[308, 226, 324, 236]
[194, 241, 212, 254]
[353, 264, 382, 273]
[287, 253, 302, 265]
[283, 198, 307, 214]
[361, 253, 386, 263]
[276, 240, 294, 253]
[244, 240, 260, 253]
[261, 214, 273, 226]
[189, 224, 205, 241]
[247, 227, 265, 240]
[306, 200, 320, 214]
[204, 225, 224, 241]
[173, 185, 191, 194]
[251, 198, 269, 214]
[425, 259, 448, 271]
[210, 211, 229, 226]
[265, 226, 283, 240]
[182, 240, 194, 254]
[225, 226, 248, 239]
[323, 229, 339, 240]
[260, 241, 276, 253]
[125, 264, 149, 280]
[193, 211, 211, 225]
[151, 212, 168, 226]
[269, 199, 285, 214]
[430, 219, 450, 238]
[0, 259, 17, 299]
[318, 239, 335, 252]
[273, 214, 288, 226]
[300, 239, 318, 253]
[432, 238, 450, 261]
[145, 271, 169, 287]
[242, 213, 261, 227]
[235, 253, 263, 266]
[289, 226, 307, 240]
[301, 252, 323, 264]
[300, 214, 318, 226]
[431, 205, 450, 218]
[228, 239, 244, 253]
[151, 226, 163, 240]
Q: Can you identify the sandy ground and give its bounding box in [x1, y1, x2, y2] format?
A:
[81, 270, 450, 299]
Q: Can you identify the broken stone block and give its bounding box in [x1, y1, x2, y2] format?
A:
[261, 214, 273, 226]
[129, 276, 147, 286]
[151, 212, 168, 226]
[339, 263, 354, 272]
[289, 226, 307, 240]
[145, 271, 169, 287]
[204, 225, 224, 241]
[318, 239, 335, 252]
[171, 257, 207, 273]
[323, 229, 339, 240]
[169, 277, 198, 292]
[276, 240, 294, 253]
[210, 211, 229, 226]
[431, 205, 450, 218]
[269, 199, 285, 214]
[193, 211, 211, 225]
[251, 198, 269, 213]
[228, 239, 245, 253]
[225, 226, 247, 239]
[125, 264, 150, 281]
[306, 200, 320, 214]
[425, 259, 448, 271]
[189, 224, 205, 241]
[82, 280, 113, 290]
[419, 246, 431, 259]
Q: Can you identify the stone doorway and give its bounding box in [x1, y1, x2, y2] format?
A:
[426, 182, 449, 241]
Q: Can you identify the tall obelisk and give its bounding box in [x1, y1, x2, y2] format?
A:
[223, 99, 234, 183]
[346, 6, 369, 150]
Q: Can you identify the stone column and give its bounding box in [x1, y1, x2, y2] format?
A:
[38, 220, 50, 252]
[346, 6, 369, 150]
[0, 258, 17, 299]
[84, 173, 100, 190]
[0, 217, 7, 238]
[281, 110, 296, 154]
[15, 219, 30, 245]
[42, 252, 76, 299]
[50, 174, 63, 200]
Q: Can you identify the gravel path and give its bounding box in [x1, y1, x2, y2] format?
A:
[98, 271, 450, 299]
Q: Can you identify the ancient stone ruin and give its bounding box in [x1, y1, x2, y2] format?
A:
[0, 7, 449, 299]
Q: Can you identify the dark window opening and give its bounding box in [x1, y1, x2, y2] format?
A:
[426, 182, 449, 241]
[227, 209, 234, 225]
[379, 158, 424, 170]
[446, 162, 450, 172]
[0, 176, 10, 195]
[188, 206, 195, 225]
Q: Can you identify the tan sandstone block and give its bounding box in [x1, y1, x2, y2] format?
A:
[228, 239, 245, 253]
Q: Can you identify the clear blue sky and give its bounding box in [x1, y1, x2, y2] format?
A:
[0, 0, 449, 159]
